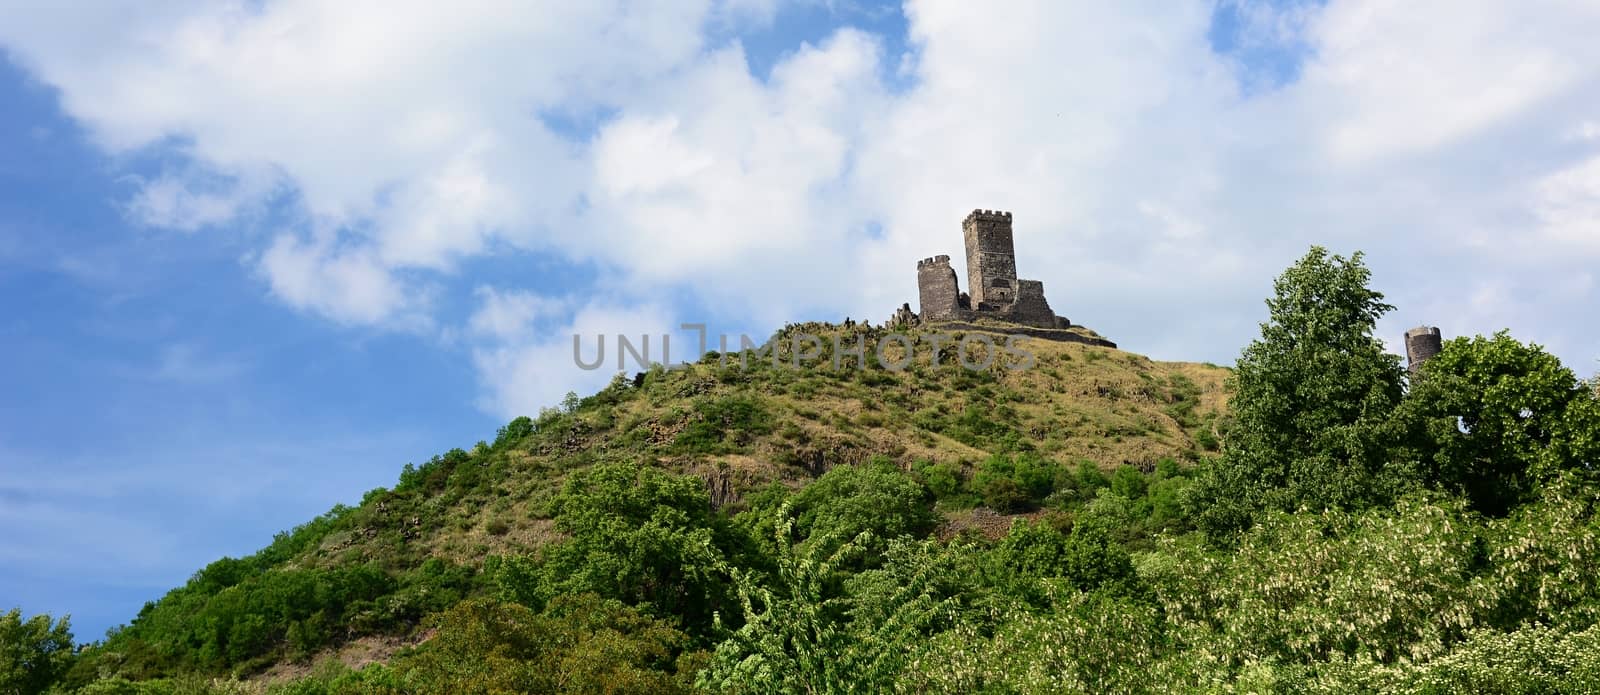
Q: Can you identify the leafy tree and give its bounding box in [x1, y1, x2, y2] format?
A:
[1146, 495, 1482, 670]
[700, 516, 973, 694]
[985, 520, 1144, 608]
[786, 457, 938, 561]
[1, 608, 74, 695]
[493, 416, 534, 447]
[498, 462, 736, 637]
[1109, 464, 1147, 499]
[560, 391, 582, 413]
[386, 596, 702, 695]
[908, 459, 963, 502]
[900, 593, 1163, 695]
[1474, 472, 1600, 630]
[1194, 247, 1408, 540]
[1074, 459, 1109, 491]
[972, 453, 1063, 512]
[1307, 622, 1600, 693]
[1146, 462, 1194, 533]
[1394, 331, 1600, 515]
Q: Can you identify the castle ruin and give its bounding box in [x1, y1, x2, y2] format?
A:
[912, 209, 1070, 330]
[896, 216, 1451, 362]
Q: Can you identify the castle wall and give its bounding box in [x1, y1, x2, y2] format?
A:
[963, 209, 1018, 307]
[917, 255, 964, 321]
[1004, 279, 1058, 329]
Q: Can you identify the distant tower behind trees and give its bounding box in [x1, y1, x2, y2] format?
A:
[1405, 326, 1443, 373]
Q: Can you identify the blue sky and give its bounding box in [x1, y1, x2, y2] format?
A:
[2, 0, 1598, 641]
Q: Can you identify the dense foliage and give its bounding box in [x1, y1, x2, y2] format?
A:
[1, 608, 73, 695]
[10, 246, 1600, 693]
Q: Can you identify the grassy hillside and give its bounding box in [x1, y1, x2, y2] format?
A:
[60, 321, 1228, 684]
[312, 321, 1227, 568]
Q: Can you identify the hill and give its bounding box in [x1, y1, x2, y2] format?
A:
[318, 321, 1226, 566]
[60, 321, 1228, 686]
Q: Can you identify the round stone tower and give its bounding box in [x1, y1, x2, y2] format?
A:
[1404, 326, 1443, 373]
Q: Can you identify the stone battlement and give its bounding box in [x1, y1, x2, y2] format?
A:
[964, 209, 1013, 222]
[917, 254, 952, 269]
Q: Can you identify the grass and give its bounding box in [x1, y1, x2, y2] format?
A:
[281, 320, 1231, 586]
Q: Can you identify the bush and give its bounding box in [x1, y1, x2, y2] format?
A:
[973, 454, 1065, 512]
[671, 395, 774, 455]
[374, 596, 701, 694]
[1109, 465, 1147, 499]
[910, 459, 963, 501]
[788, 457, 939, 560]
[503, 462, 738, 637]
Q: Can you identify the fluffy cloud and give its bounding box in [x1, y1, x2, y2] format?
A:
[471, 301, 678, 418]
[468, 287, 569, 341]
[1535, 153, 1600, 254]
[0, 0, 774, 323]
[1303, 0, 1600, 164]
[4, 0, 1600, 412]
[257, 234, 414, 325]
[574, 30, 887, 320]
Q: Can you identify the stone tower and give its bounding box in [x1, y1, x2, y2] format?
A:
[916, 255, 962, 321]
[963, 209, 1018, 308]
[1405, 326, 1443, 373]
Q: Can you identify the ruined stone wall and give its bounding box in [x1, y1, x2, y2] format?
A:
[917, 255, 965, 321]
[1405, 326, 1443, 373]
[962, 209, 1018, 307]
[1004, 279, 1058, 329]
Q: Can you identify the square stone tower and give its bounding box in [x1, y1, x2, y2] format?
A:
[916, 255, 962, 320]
[963, 209, 1018, 308]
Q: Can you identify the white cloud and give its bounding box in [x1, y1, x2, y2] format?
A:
[1301, 0, 1600, 164]
[1535, 153, 1600, 253]
[0, 0, 769, 324]
[573, 30, 887, 320]
[4, 0, 1600, 387]
[125, 167, 276, 231]
[468, 286, 568, 341]
[257, 234, 413, 325]
[471, 301, 678, 419]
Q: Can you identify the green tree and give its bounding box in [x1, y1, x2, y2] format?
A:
[899, 593, 1163, 695]
[499, 462, 737, 637]
[972, 454, 1063, 512]
[986, 519, 1145, 608]
[386, 596, 701, 695]
[1394, 331, 1600, 515]
[1, 608, 74, 695]
[1308, 622, 1600, 693]
[1193, 247, 1408, 540]
[786, 457, 938, 561]
[700, 515, 973, 694]
[1145, 495, 1482, 671]
[1108, 465, 1147, 499]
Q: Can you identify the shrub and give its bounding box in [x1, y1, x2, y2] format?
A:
[670, 395, 774, 455]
